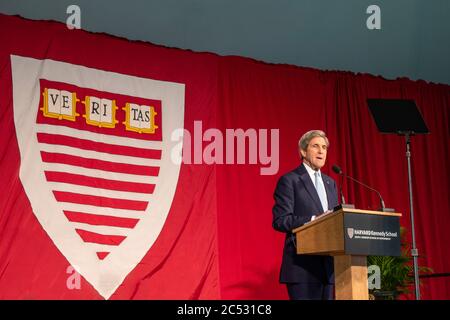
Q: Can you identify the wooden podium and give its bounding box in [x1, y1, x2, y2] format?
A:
[293, 207, 401, 300]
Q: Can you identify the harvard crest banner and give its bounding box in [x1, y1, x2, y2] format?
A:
[11, 55, 186, 299]
[0, 14, 220, 299]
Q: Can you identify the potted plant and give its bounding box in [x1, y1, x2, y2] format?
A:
[367, 227, 432, 300]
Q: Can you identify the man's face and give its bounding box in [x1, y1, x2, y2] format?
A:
[300, 136, 328, 170]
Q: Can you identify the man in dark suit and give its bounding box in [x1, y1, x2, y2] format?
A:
[272, 130, 338, 300]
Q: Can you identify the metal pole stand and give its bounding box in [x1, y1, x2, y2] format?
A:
[405, 132, 421, 300]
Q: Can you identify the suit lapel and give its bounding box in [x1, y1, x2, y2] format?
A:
[297, 164, 324, 214]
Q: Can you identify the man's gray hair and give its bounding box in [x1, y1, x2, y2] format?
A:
[298, 130, 329, 151]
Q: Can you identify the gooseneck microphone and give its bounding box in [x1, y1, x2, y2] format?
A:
[332, 164, 391, 212]
[332, 165, 348, 206]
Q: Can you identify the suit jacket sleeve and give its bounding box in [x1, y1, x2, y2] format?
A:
[272, 175, 311, 233]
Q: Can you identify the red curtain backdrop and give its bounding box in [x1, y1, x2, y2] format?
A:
[1, 14, 449, 299]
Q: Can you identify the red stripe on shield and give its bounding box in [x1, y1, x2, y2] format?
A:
[37, 132, 162, 159]
[41, 151, 160, 176]
[64, 210, 139, 229]
[96, 252, 110, 260]
[75, 229, 126, 245]
[53, 191, 148, 211]
[45, 171, 155, 194]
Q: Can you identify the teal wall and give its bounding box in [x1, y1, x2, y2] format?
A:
[1, 0, 449, 85]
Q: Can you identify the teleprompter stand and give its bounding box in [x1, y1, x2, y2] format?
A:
[367, 98, 430, 300]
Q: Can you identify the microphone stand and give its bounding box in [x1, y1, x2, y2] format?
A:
[338, 173, 355, 209]
[338, 169, 394, 212]
[343, 174, 392, 212]
[403, 132, 421, 300]
[332, 164, 393, 212]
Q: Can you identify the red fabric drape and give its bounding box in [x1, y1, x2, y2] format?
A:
[216, 58, 450, 300]
[1, 14, 449, 299]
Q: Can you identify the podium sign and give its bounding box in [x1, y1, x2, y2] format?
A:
[344, 213, 400, 256]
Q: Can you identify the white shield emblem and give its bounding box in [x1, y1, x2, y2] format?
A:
[11, 55, 185, 299]
[347, 228, 354, 239]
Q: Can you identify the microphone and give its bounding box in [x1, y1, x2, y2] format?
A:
[332, 164, 393, 212]
[332, 165, 348, 206]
